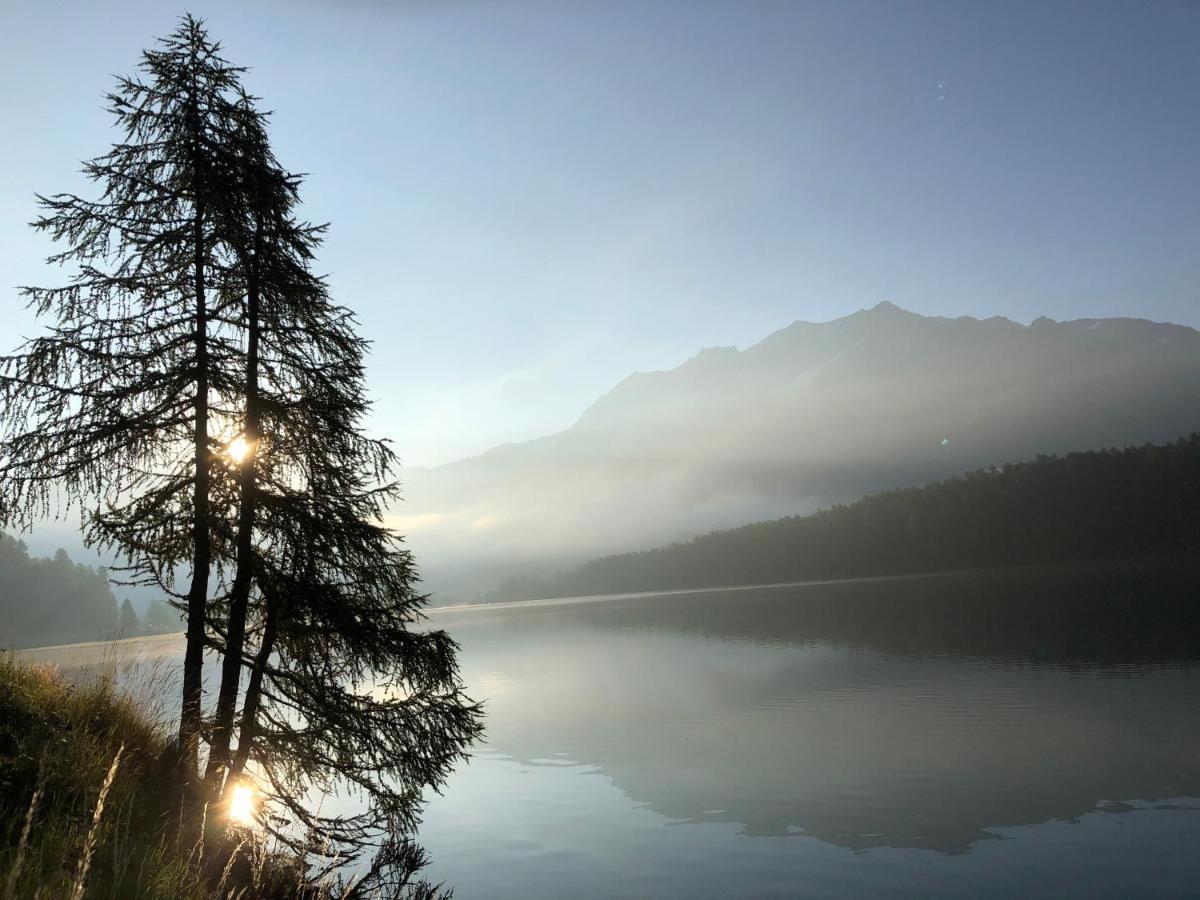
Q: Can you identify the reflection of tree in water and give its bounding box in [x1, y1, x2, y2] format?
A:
[445, 564, 1200, 856]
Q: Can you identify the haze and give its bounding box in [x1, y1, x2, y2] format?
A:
[2, 0, 1198, 488]
[4, 4, 1200, 896]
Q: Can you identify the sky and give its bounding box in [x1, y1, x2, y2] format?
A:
[1, 0, 1198, 471]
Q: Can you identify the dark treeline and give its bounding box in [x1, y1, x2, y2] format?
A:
[491, 435, 1200, 602]
[0, 536, 114, 647]
[0, 535, 180, 648]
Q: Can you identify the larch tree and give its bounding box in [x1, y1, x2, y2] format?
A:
[192, 104, 483, 890]
[0, 16, 249, 782]
[219, 279, 483, 890]
[0, 18, 481, 892]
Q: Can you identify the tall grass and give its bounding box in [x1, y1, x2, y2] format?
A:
[3, 754, 43, 900]
[0, 655, 322, 898]
[69, 744, 123, 900]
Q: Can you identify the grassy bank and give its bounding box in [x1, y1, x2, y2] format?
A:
[0, 656, 314, 899]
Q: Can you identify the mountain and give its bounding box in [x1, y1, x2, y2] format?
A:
[399, 303, 1200, 601]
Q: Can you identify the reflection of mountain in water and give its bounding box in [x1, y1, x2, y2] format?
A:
[440, 564, 1200, 855]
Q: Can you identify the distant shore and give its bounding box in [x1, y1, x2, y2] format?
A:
[13, 630, 185, 667]
[15, 557, 1192, 662]
[430, 567, 967, 614]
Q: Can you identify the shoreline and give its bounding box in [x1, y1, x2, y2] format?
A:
[12, 630, 186, 667]
[13, 557, 1193, 659]
[427, 567, 967, 614]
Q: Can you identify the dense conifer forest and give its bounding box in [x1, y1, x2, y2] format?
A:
[0, 537, 181, 648]
[0, 536, 120, 647]
[490, 435, 1200, 602]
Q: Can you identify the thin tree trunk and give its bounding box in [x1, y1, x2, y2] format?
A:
[226, 591, 278, 786]
[179, 62, 211, 785]
[180, 195, 210, 781]
[206, 228, 262, 790]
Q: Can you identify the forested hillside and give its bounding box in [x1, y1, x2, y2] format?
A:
[0, 535, 120, 647]
[406, 304, 1200, 601]
[490, 435, 1200, 601]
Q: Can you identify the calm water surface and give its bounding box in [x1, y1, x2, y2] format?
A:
[418, 566, 1200, 898]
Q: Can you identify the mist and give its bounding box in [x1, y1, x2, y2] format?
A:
[400, 302, 1200, 601]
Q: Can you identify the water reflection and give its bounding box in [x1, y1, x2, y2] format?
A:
[20, 565, 1200, 894]
[436, 564, 1200, 856]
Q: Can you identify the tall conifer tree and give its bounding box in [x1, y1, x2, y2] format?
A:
[0, 16, 248, 780]
[1, 15, 481, 891]
[193, 99, 482, 889]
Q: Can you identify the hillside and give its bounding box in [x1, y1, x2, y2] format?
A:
[401, 303, 1200, 600]
[487, 436, 1200, 602]
[0, 536, 183, 649]
[0, 657, 309, 897]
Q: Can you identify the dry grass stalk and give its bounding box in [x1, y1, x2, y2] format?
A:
[337, 872, 361, 899]
[216, 835, 250, 897]
[3, 778, 44, 900]
[186, 800, 209, 871]
[250, 835, 268, 897]
[70, 743, 125, 900]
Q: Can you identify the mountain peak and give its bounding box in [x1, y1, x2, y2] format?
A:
[866, 300, 916, 316]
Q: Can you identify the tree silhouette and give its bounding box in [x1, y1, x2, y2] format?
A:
[0, 15, 481, 892]
[219, 411, 482, 890]
[118, 598, 140, 635]
[0, 16, 249, 780]
[190, 87, 483, 889]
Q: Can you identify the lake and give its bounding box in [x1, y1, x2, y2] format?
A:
[416, 565, 1200, 898]
[17, 564, 1200, 897]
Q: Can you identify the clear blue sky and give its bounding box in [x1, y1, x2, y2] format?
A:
[1, 0, 1197, 467]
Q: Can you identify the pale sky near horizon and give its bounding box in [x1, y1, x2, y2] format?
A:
[1, 0, 1198, 472]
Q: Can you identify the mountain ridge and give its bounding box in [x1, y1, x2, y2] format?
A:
[571, 301, 1199, 431]
[397, 303, 1200, 601]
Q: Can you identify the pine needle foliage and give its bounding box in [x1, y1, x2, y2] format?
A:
[0, 15, 482, 895]
[0, 14, 252, 779]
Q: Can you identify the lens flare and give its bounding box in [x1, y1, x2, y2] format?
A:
[229, 782, 256, 825]
[226, 435, 253, 464]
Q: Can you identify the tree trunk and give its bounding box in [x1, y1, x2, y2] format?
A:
[179, 61, 211, 786]
[226, 590, 278, 787]
[179, 195, 210, 783]
[206, 228, 262, 791]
